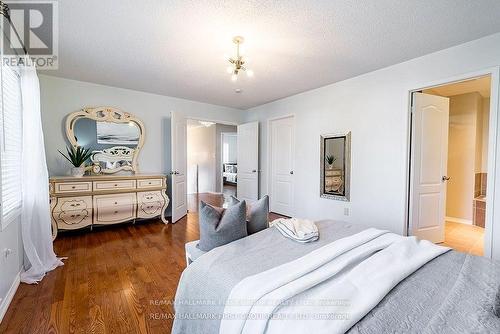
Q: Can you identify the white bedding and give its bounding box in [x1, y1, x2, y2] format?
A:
[220, 228, 450, 334]
[270, 218, 319, 242]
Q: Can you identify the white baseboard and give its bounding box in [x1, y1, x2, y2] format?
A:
[446, 216, 473, 225]
[0, 271, 20, 324]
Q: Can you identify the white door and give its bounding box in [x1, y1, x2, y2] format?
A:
[171, 112, 187, 223]
[270, 116, 295, 216]
[410, 93, 450, 243]
[237, 122, 259, 202]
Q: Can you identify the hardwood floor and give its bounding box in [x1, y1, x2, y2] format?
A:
[442, 221, 484, 256]
[0, 193, 283, 334]
[222, 184, 237, 202]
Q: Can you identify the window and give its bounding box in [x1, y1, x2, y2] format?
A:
[0, 61, 22, 230]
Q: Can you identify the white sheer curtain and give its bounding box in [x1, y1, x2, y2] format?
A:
[20, 56, 64, 284]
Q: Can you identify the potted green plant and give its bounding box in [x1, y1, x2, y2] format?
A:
[325, 154, 336, 170]
[58, 146, 93, 177]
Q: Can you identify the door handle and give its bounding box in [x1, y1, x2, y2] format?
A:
[442, 176, 451, 182]
[290, 171, 294, 175]
[252, 170, 257, 173]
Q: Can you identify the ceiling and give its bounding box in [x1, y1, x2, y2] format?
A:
[42, 0, 500, 109]
[424, 76, 491, 98]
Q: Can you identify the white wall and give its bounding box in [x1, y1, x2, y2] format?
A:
[39, 75, 245, 177]
[245, 32, 500, 259]
[0, 218, 22, 322]
[222, 133, 238, 163]
[187, 125, 216, 194]
[482, 97, 491, 172]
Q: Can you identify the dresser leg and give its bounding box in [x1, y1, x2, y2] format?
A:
[160, 190, 170, 224]
[50, 196, 58, 241]
[51, 220, 58, 241]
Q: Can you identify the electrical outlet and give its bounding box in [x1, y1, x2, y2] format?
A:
[344, 207, 350, 216]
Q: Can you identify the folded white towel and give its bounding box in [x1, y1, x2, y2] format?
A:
[270, 218, 319, 243]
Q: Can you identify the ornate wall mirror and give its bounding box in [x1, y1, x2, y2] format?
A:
[320, 132, 351, 201]
[66, 107, 145, 174]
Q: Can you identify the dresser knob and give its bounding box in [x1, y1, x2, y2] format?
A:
[114, 184, 118, 187]
[114, 202, 118, 205]
[114, 210, 118, 214]
[72, 186, 76, 189]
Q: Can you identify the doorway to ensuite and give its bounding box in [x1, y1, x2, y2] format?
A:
[408, 74, 493, 256]
[186, 119, 238, 212]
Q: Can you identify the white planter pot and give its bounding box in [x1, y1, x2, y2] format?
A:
[71, 166, 85, 178]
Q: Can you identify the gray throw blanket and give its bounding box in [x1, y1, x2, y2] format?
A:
[495, 287, 500, 317]
[173, 220, 500, 333]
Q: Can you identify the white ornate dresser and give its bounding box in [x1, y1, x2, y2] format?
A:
[50, 106, 170, 239]
[49, 174, 169, 239]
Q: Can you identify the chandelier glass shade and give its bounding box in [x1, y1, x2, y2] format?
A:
[227, 36, 253, 81]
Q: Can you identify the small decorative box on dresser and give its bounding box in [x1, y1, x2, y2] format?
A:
[49, 174, 170, 239]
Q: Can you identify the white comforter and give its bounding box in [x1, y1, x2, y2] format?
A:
[219, 228, 449, 334]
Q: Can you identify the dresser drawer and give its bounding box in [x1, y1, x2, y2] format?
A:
[55, 182, 92, 194]
[94, 193, 136, 224]
[137, 191, 164, 219]
[93, 180, 136, 192]
[138, 201, 163, 218]
[137, 191, 163, 203]
[137, 178, 163, 189]
[57, 196, 93, 212]
[55, 210, 92, 230]
[52, 196, 92, 230]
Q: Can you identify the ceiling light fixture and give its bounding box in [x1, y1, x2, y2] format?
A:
[199, 121, 215, 127]
[227, 36, 253, 82]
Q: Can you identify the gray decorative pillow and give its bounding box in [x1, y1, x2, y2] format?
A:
[197, 200, 247, 252]
[230, 195, 269, 235]
[495, 286, 500, 317]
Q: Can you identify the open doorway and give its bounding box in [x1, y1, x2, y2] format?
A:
[221, 132, 238, 202]
[408, 75, 492, 256]
[186, 119, 237, 212]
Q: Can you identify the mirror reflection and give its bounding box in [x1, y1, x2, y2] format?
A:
[324, 137, 346, 196]
[320, 132, 351, 201]
[72, 118, 141, 172]
[73, 118, 140, 147]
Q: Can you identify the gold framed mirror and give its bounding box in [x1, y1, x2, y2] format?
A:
[65, 107, 145, 174]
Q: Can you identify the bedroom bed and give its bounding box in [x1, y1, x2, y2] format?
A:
[173, 220, 500, 334]
[223, 163, 237, 185]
